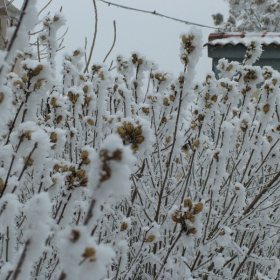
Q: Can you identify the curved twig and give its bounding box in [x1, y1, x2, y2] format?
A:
[103, 20, 116, 62]
[84, 0, 98, 73]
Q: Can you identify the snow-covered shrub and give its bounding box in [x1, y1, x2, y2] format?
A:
[214, 0, 280, 32]
[1, 1, 280, 280]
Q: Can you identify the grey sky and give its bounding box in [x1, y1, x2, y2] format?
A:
[12, 0, 229, 80]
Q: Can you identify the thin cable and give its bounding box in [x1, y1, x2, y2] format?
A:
[97, 0, 215, 29]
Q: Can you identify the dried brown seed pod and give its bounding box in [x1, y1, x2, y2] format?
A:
[213, 152, 219, 161]
[61, 165, 69, 172]
[81, 150, 89, 160]
[184, 198, 192, 209]
[163, 98, 169, 106]
[13, 80, 23, 89]
[123, 122, 134, 134]
[80, 177, 88, 187]
[134, 136, 145, 144]
[117, 126, 126, 138]
[76, 169, 86, 179]
[120, 222, 128, 231]
[73, 50, 80, 56]
[53, 164, 60, 172]
[24, 157, 34, 166]
[70, 229, 80, 242]
[133, 126, 142, 136]
[193, 140, 200, 148]
[50, 132, 57, 143]
[171, 214, 181, 223]
[267, 135, 272, 142]
[193, 202, 204, 214]
[82, 158, 91, 165]
[211, 95, 218, 102]
[145, 235, 155, 242]
[166, 136, 171, 143]
[187, 228, 197, 235]
[87, 118, 94, 126]
[82, 247, 97, 261]
[263, 104, 270, 114]
[240, 120, 248, 132]
[24, 130, 33, 140]
[131, 144, 138, 153]
[112, 149, 122, 161]
[56, 115, 63, 123]
[184, 211, 195, 223]
[83, 85, 89, 93]
[50, 97, 57, 107]
[51, 177, 57, 185]
[100, 164, 111, 182]
[69, 166, 76, 173]
[33, 64, 43, 76]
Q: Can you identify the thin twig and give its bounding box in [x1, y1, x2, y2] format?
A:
[37, 0, 53, 17]
[84, 0, 98, 73]
[103, 20, 116, 62]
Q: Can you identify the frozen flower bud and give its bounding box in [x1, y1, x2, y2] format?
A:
[240, 120, 248, 132]
[13, 80, 23, 89]
[145, 235, 155, 242]
[184, 198, 192, 210]
[193, 202, 204, 214]
[24, 157, 34, 166]
[163, 98, 169, 106]
[131, 144, 138, 153]
[56, 115, 63, 124]
[81, 151, 89, 159]
[82, 247, 97, 262]
[80, 177, 88, 187]
[120, 222, 128, 231]
[100, 164, 111, 182]
[187, 228, 197, 235]
[87, 118, 94, 126]
[263, 104, 270, 114]
[34, 79, 45, 90]
[50, 132, 57, 143]
[53, 164, 60, 172]
[33, 64, 44, 76]
[24, 130, 33, 140]
[124, 122, 134, 134]
[76, 169, 86, 179]
[70, 229, 80, 242]
[83, 85, 89, 93]
[193, 140, 200, 148]
[50, 97, 57, 107]
[184, 211, 195, 222]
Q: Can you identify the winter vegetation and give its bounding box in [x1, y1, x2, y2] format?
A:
[1, 0, 280, 279]
[213, 0, 280, 32]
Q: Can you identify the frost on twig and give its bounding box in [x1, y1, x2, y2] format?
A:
[0, 2, 280, 280]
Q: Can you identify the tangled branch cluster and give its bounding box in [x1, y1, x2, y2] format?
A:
[0, 1, 280, 280]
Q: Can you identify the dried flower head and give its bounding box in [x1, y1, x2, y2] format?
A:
[145, 235, 155, 242]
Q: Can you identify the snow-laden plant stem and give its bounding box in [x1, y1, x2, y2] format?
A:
[0, 2, 280, 280]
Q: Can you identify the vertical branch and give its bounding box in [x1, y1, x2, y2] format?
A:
[84, 0, 98, 73]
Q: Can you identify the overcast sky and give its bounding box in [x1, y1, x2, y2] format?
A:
[13, 0, 229, 80]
